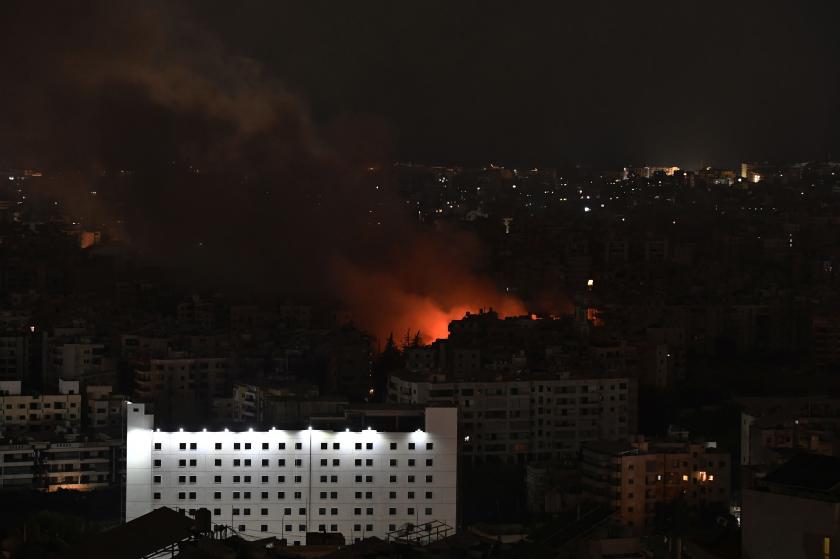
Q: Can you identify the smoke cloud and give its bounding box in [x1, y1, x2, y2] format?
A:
[0, 1, 525, 342]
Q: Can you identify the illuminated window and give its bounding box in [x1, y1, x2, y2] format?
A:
[824, 537, 830, 559]
[682, 475, 689, 481]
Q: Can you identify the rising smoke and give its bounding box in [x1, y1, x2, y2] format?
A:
[0, 1, 525, 342]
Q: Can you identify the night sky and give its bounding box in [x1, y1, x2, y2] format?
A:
[2, 0, 839, 170]
[193, 0, 840, 168]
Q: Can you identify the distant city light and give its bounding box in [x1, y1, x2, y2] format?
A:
[584, 206, 591, 212]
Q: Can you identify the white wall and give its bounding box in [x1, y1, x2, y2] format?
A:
[126, 405, 457, 545]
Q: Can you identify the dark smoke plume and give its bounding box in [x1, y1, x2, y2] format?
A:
[0, 1, 524, 341]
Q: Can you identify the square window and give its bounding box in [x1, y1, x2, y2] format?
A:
[366, 508, 373, 515]
[389, 491, 396, 499]
[233, 492, 240, 499]
[178, 459, 186, 467]
[365, 459, 373, 466]
[390, 442, 397, 450]
[261, 491, 268, 499]
[262, 459, 269, 467]
[261, 476, 268, 483]
[365, 492, 372, 499]
[355, 443, 362, 450]
[153, 492, 161, 499]
[261, 508, 268, 515]
[278, 442, 286, 450]
[244, 460, 251, 467]
[154, 443, 162, 450]
[278, 492, 286, 499]
[333, 443, 340, 450]
[244, 476, 251, 483]
[330, 491, 337, 499]
[408, 492, 415, 499]
[294, 475, 301, 483]
[333, 459, 340, 466]
[390, 475, 397, 482]
[330, 475, 338, 483]
[214, 475, 221, 483]
[190, 442, 197, 450]
[214, 509, 221, 516]
[366, 443, 373, 450]
[179, 443, 186, 450]
[244, 443, 251, 450]
[214, 492, 221, 499]
[189, 459, 197, 467]
[261, 525, 268, 532]
[355, 475, 362, 482]
[244, 492, 251, 499]
[215, 459, 222, 467]
[408, 459, 415, 467]
[262, 443, 268, 450]
[189, 476, 196, 483]
[294, 459, 302, 467]
[153, 475, 161, 484]
[321, 443, 328, 450]
[278, 476, 286, 483]
[407, 508, 414, 515]
[298, 507, 306, 515]
[390, 459, 397, 467]
[355, 459, 362, 466]
[243, 508, 250, 515]
[365, 476, 373, 483]
[425, 492, 433, 498]
[215, 443, 222, 450]
[278, 459, 286, 466]
[408, 443, 415, 450]
[366, 524, 373, 531]
[408, 476, 415, 483]
[234, 476, 241, 483]
[295, 493, 302, 500]
[233, 508, 240, 515]
[389, 508, 396, 515]
[178, 492, 186, 500]
[426, 443, 433, 450]
[234, 443, 241, 450]
[295, 443, 302, 450]
[321, 459, 328, 466]
[234, 459, 240, 467]
[425, 475, 433, 483]
[426, 459, 433, 466]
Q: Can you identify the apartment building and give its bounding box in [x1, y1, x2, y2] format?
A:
[581, 438, 730, 531]
[126, 403, 457, 546]
[388, 373, 637, 462]
[0, 379, 82, 435]
[0, 437, 123, 491]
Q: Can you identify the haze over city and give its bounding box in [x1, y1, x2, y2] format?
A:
[0, 2, 839, 558]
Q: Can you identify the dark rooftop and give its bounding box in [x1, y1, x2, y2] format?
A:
[764, 453, 840, 493]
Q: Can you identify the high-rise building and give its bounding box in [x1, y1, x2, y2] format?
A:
[125, 403, 457, 546]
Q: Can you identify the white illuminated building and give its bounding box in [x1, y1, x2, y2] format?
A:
[126, 403, 457, 545]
